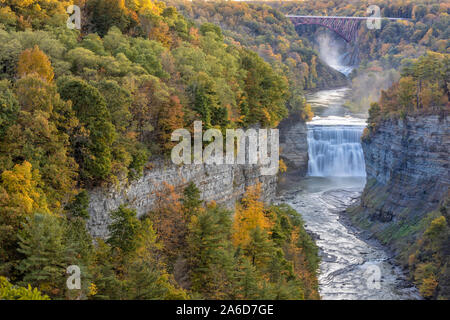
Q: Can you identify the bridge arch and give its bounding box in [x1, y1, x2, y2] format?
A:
[288, 16, 360, 43]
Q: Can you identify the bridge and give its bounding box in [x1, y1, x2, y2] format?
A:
[287, 15, 408, 43]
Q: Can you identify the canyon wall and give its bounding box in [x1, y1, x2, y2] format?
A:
[278, 115, 309, 175]
[359, 114, 449, 223]
[348, 114, 449, 298]
[87, 160, 277, 238]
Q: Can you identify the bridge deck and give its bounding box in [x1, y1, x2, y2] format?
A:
[286, 15, 409, 21]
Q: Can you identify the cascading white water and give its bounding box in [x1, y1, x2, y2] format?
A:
[307, 117, 366, 177]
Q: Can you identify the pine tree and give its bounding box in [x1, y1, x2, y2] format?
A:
[182, 181, 203, 218]
[107, 205, 140, 256]
[187, 204, 235, 299]
[17, 213, 68, 298]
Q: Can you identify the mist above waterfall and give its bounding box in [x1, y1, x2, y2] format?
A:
[316, 32, 354, 76]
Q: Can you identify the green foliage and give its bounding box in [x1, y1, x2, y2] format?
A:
[182, 181, 203, 217]
[17, 213, 68, 298]
[240, 49, 288, 127]
[86, 0, 138, 37]
[407, 199, 450, 299]
[185, 184, 320, 300]
[57, 76, 116, 183]
[0, 0, 322, 301]
[187, 203, 238, 299]
[107, 205, 141, 256]
[64, 190, 90, 220]
[0, 80, 19, 137]
[0, 276, 50, 300]
[368, 51, 449, 122]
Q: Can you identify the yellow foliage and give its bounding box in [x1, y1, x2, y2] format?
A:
[17, 46, 54, 83]
[88, 283, 98, 296]
[278, 159, 287, 173]
[301, 103, 314, 121]
[232, 184, 273, 247]
[1, 161, 49, 215]
[420, 274, 438, 298]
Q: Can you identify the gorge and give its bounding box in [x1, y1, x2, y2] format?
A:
[278, 87, 421, 299]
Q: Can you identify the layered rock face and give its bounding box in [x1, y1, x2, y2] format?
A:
[87, 160, 277, 238]
[360, 115, 449, 223]
[278, 115, 309, 175]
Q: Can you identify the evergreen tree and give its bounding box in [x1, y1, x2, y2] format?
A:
[107, 205, 140, 257]
[187, 204, 235, 299]
[17, 213, 68, 298]
[182, 181, 203, 217]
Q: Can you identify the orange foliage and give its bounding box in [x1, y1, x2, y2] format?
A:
[157, 95, 184, 153]
[17, 46, 54, 83]
[148, 21, 172, 48]
[150, 182, 187, 259]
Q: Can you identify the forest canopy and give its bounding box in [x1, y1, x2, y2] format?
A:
[0, 0, 320, 300]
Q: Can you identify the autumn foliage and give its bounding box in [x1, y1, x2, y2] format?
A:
[17, 46, 54, 83]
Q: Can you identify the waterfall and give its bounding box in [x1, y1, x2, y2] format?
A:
[307, 122, 366, 177]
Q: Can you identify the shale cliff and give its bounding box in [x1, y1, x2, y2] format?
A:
[349, 114, 449, 299]
[359, 115, 448, 222]
[278, 115, 309, 175]
[87, 161, 277, 238]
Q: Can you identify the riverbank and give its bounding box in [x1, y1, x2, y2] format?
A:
[277, 175, 421, 299]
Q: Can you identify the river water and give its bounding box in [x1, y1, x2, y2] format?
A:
[277, 88, 421, 300]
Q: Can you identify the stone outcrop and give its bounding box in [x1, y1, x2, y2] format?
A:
[278, 115, 309, 175]
[349, 114, 449, 299]
[87, 160, 277, 238]
[360, 114, 449, 223]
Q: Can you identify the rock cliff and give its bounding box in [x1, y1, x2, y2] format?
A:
[87, 160, 277, 238]
[359, 115, 449, 223]
[278, 115, 309, 175]
[348, 114, 449, 298]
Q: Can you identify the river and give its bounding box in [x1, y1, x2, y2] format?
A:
[277, 88, 421, 300]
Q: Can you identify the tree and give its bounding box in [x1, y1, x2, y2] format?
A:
[232, 184, 273, 248]
[126, 218, 187, 300]
[57, 77, 116, 182]
[107, 205, 141, 256]
[149, 183, 187, 263]
[398, 76, 416, 111]
[239, 49, 288, 127]
[64, 190, 90, 220]
[17, 213, 68, 298]
[187, 72, 220, 128]
[187, 203, 235, 299]
[157, 95, 184, 154]
[0, 161, 49, 275]
[17, 46, 54, 83]
[0, 276, 50, 300]
[182, 181, 203, 218]
[0, 80, 19, 137]
[1, 79, 78, 206]
[87, 0, 137, 37]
